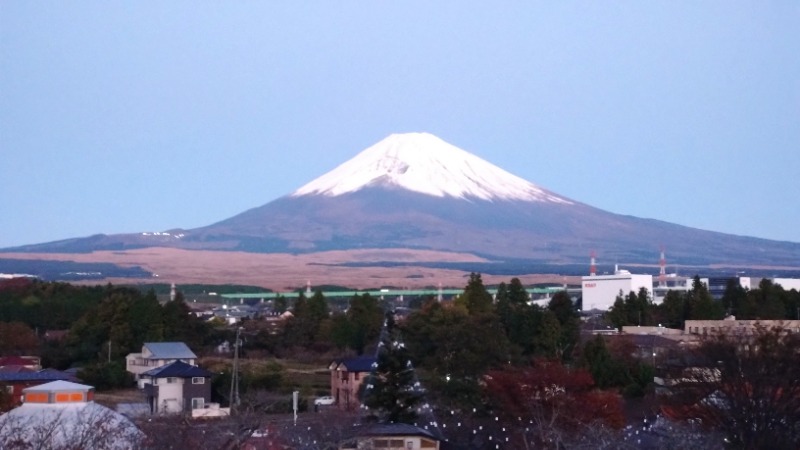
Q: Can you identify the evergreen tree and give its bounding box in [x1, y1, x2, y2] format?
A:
[282, 292, 318, 348]
[273, 295, 287, 314]
[457, 272, 493, 314]
[346, 293, 383, 355]
[293, 292, 308, 318]
[536, 310, 562, 358]
[162, 291, 209, 349]
[581, 335, 620, 389]
[495, 282, 513, 335]
[686, 276, 724, 320]
[547, 291, 580, 360]
[508, 277, 529, 305]
[752, 278, 787, 319]
[130, 289, 164, 342]
[364, 311, 421, 424]
[721, 278, 747, 317]
[607, 292, 627, 330]
[308, 289, 329, 324]
[328, 312, 353, 350]
[495, 278, 539, 357]
[658, 290, 686, 328]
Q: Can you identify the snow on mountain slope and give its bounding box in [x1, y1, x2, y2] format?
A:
[292, 133, 573, 204]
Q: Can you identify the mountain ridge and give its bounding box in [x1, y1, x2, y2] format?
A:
[3, 133, 798, 272]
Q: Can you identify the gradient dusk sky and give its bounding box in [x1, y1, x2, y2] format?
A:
[2, 2, 799, 248]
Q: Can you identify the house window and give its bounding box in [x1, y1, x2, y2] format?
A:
[192, 377, 205, 384]
[191, 397, 204, 409]
[354, 372, 360, 380]
[166, 377, 177, 384]
[3, 385, 12, 394]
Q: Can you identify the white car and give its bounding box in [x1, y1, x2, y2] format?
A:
[314, 396, 335, 406]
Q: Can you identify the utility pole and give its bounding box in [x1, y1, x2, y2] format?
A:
[108, 341, 111, 363]
[229, 327, 242, 412]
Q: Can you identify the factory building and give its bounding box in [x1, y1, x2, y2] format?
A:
[581, 266, 653, 311]
[772, 278, 800, 291]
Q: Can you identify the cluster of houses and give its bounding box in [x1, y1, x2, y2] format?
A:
[0, 340, 227, 448]
[1, 340, 444, 449]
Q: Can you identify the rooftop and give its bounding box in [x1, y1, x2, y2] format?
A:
[141, 360, 212, 379]
[335, 356, 377, 373]
[142, 342, 197, 359]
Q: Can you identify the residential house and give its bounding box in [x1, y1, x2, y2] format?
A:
[339, 423, 442, 450]
[0, 368, 76, 408]
[0, 380, 143, 449]
[329, 356, 376, 411]
[139, 360, 217, 415]
[126, 342, 197, 388]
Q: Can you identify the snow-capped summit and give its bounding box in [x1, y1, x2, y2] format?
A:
[292, 132, 572, 204]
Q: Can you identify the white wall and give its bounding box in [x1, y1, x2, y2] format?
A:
[582, 274, 653, 311]
[773, 278, 800, 291]
[156, 379, 184, 413]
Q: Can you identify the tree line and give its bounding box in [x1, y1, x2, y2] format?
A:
[0, 278, 215, 389]
[606, 275, 800, 329]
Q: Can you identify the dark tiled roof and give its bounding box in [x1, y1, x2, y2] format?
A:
[0, 369, 72, 382]
[141, 360, 212, 379]
[0, 366, 32, 374]
[338, 356, 377, 373]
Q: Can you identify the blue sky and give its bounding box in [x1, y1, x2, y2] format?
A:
[2, 2, 799, 249]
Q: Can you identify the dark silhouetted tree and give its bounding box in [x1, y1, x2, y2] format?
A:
[456, 272, 493, 314]
[346, 293, 383, 355]
[686, 276, 724, 320]
[363, 312, 421, 424]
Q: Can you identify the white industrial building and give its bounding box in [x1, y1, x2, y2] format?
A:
[580, 247, 800, 311]
[772, 278, 800, 291]
[581, 267, 653, 311]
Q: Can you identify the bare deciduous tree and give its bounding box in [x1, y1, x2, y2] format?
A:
[662, 325, 800, 449]
[0, 403, 144, 449]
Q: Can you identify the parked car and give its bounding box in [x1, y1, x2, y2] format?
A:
[314, 396, 335, 406]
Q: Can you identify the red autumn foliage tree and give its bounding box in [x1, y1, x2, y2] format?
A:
[485, 359, 625, 448]
[0, 322, 39, 355]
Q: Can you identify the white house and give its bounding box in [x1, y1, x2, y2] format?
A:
[126, 342, 197, 388]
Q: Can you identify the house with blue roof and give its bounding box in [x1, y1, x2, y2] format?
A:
[0, 368, 76, 409]
[329, 356, 377, 411]
[140, 360, 215, 415]
[126, 342, 197, 388]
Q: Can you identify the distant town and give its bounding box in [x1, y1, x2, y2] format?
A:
[2, 261, 800, 448]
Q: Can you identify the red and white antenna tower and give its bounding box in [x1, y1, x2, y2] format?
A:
[590, 250, 597, 276]
[658, 246, 666, 287]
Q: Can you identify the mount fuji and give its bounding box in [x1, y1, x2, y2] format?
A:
[4, 133, 800, 272]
